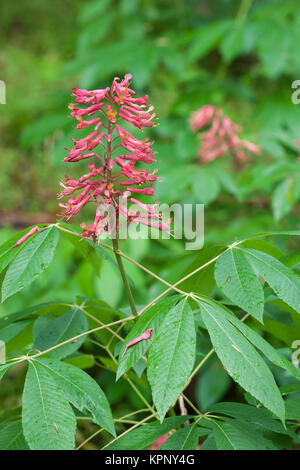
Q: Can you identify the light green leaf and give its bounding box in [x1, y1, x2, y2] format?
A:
[211, 419, 277, 450]
[64, 354, 95, 369]
[160, 421, 206, 450]
[0, 421, 29, 450]
[241, 247, 300, 315]
[188, 20, 231, 62]
[272, 177, 298, 221]
[192, 167, 220, 204]
[280, 383, 300, 396]
[242, 239, 283, 259]
[197, 300, 285, 423]
[0, 320, 32, 343]
[0, 302, 69, 329]
[220, 24, 245, 62]
[22, 361, 76, 450]
[285, 400, 300, 420]
[195, 358, 231, 412]
[2, 226, 59, 301]
[117, 296, 179, 380]
[201, 434, 217, 450]
[214, 301, 300, 381]
[104, 416, 192, 450]
[210, 402, 288, 434]
[33, 308, 88, 360]
[280, 250, 300, 269]
[0, 227, 42, 273]
[147, 299, 196, 421]
[79, 0, 111, 24]
[35, 358, 115, 436]
[215, 249, 264, 322]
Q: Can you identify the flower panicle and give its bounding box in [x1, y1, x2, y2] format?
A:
[190, 105, 260, 166]
[58, 74, 169, 241]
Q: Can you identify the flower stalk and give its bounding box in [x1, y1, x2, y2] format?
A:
[112, 236, 138, 318]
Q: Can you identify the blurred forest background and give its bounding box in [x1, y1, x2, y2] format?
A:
[1, 0, 300, 448]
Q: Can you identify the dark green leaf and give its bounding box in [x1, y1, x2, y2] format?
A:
[147, 299, 196, 421]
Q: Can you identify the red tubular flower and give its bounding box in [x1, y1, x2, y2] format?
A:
[13, 226, 40, 248]
[190, 105, 260, 166]
[58, 74, 169, 241]
[150, 433, 170, 450]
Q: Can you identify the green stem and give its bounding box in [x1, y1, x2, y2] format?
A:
[112, 237, 138, 318]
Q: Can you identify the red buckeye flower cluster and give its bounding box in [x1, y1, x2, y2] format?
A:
[190, 105, 260, 166]
[58, 74, 171, 241]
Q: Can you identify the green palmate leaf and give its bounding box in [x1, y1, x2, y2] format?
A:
[5, 324, 33, 357]
[215, 301, 300, 381]
[241, 247, 300, 314]
[0, 227, 42, 273]
[77, 13, 115, 54]
[209, 402, 288, 434]
[174, 246, 225, 296]
[201, 434, 217, 450]
[220, 23, 245, 62]
[33, 308, 88, 360]
[21, 114, 69, 147]
[280, 383, 300, 396]
[79, 0, 111, 24]
[0, 320, 32, 343]
[22, 361, 76, 450]
[272, 177, 299, 221]
[147, 299, 196, 421]
[264, 304, 295, 326]
[105, 416, 193, 450]
[188, 20, 231, 62]
[64, 354, 95, 369]
[197, 300, 285, 423]
[2, 226, 59, 301]
[0, 421, 29, 450]
[211, 419, 277, 450]
[117, 296, 179, 380]
[195, 358, 231, 412]
[280, 250, 300, 269]
[0, 302, 70, 329]
[242, 239, 284, 259]
[160, 421, 207, 450]
[191, 167, 220, 204]
[214, 249, 264, 322]
[285, 400, 300, 420]
[35, 358, 115, 436]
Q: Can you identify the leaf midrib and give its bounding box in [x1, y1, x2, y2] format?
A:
[160, 299, 189, 403]
[10, 228, 54, 281]
[30, 361, 53, 446]
[242, 248, 300, 295]
[200, 302, 266, 380]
